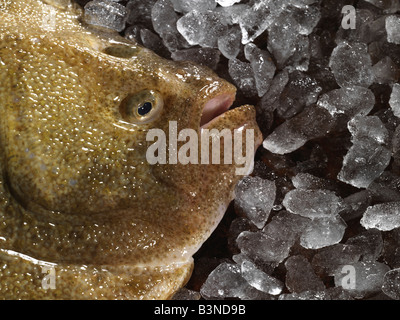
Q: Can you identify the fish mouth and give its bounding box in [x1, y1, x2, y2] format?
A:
[200, 91, 263, 149]
[200, 93, 236, 128]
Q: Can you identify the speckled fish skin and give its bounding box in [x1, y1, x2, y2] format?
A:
[0, 0, 262, 299]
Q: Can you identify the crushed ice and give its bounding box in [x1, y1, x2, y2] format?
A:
[80, 0, 400, 300]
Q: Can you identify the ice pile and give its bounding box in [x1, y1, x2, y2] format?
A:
[78, 0, 400, 300]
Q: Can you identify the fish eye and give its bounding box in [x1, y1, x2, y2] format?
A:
[137, 102, 153, 116]
[119, 90, 163, 124]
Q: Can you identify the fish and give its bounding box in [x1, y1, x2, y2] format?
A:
[0, 0, 262, 299]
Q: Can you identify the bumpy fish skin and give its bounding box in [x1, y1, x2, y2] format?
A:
[0, 0, 262, 299]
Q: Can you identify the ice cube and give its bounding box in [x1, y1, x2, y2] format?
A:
[216, 0, 241, 7]
[346, 229, 383, 262]
[177, 10, 228, 48]
[239, 1, 278, 45]
[172, 288, 201, 300]
[217, 25, 242, 60]
[294, 144, 330, 174]
[383, 228, 400, 269]
[84, 0, 128, 32]
[363, 0, 400, 13]
[366, 15, 389, 43]
[361, 202, 400, 231]
[200, 262, 272, 300]
[382, 268, 400, 300]
[283, 189, 344, 219]
[291, 173, 338, 191]
[316, 87, 375, 124]
[139, 29, 169, 58]
[277, 71, 322, 119]
[228, 58, 258, 97]
[372, 57, 399, 85]
[312, 244, 362, 276]
[287, 4, 321, 36]
[151, 0, 179, 37]
[232, 253, 276, 275]
[263, 105, 336, 155]
[262, 210, 311, 243]
[241, 260, 283, 295]
[290, 0, 320, 8]
[338, 142, 391, 189]
[300, 216, 347, 249]
[170, 0, 217, 13]
[390, 83, 400, 118]
[151, 0, 192, 52]
[278, 290, 330, 300]
[126, 0, 156, 27]
[234, 176, 276, 229]
[285, 255, 325, 293]
[280, 287, 354, 300]
[267, 11, 310, 69]
[199, 262, 248, 299]
[338, 116, 391, 189]
[216, 4, 250, 25]
[340, 190, 372, 222]
[329, 41, 374, 88]
[228, 217, 256, 253]
[161, 32, 189, 53]
[368, 172, 400, 203]
[258, 70, 289, 114]
[369, 39, 400, 67]
[348, 115, 389, 144]
[386, 15, 400, 44]
[244, 43, 276, 97]
[284, 34, 310, 72]
[334, 261, 390, 299]
[171, 48, 220, 70]
[236, 230, 294, 265]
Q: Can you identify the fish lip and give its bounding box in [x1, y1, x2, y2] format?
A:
[200, 103, 264, 148]
[200, 93, 235, 128]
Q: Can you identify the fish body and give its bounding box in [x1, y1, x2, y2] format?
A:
[0, 0, 261, 299]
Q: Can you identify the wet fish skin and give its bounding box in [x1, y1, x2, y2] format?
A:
[0, 0, 262, 299]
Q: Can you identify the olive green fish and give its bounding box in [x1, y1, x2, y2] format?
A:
[0, 0, 262, 299]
